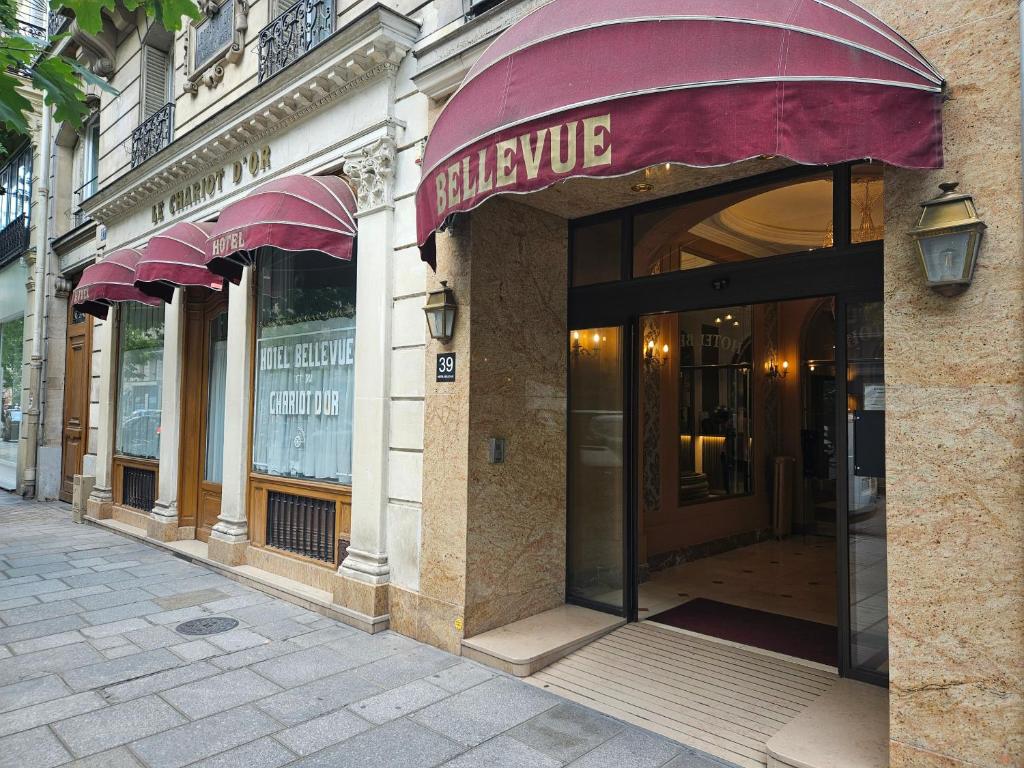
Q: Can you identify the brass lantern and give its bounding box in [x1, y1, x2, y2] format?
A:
[908, 182, 986, 296]
[424, 280, 457, 343]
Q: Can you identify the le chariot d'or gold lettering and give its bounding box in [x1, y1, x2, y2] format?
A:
[435, 114, 612, 216]
[152, 145, 272, 225]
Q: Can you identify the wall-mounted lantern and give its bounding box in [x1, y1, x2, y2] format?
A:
[909, 182, 986, 297]
[424, 280, 458, 343]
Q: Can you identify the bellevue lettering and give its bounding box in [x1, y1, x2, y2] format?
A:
[435, 114, 612, 217]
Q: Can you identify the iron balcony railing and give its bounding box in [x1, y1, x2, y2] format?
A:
[257, 0, 335, 84]
[48, 10, 71, 37]
[72, 176, 97, 228]
[130, 102, 174, 168]
[8, 21, 46, 78]
[0, 214, 29, 267]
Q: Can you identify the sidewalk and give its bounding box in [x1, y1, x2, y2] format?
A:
[0, 492, 731, 768]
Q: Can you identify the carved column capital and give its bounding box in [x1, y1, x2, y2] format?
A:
[344, 136, 398, 214]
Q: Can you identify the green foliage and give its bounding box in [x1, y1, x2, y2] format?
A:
[0, 1, 201, 146]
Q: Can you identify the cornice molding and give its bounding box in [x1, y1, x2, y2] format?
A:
[86, 4, 419, 225]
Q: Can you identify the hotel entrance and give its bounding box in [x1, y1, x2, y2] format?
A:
[566, 164, 888, 685]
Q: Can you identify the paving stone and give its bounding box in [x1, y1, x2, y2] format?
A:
[130, 705, 280, 768]
[289, 717, 464, 768]
[347, 678, 449, 724]
[254, 618, 313, 641]
[0, 598, 81, 626]
[0, 614, 85, 644]
[102, 661, 219, 704]
[80, 600, 162, 625]
[0, 675, 71, 713]
[255, 669, 383, 725]
[8, 629, 85, 655]
[169, 639, 221, 662]
[62, 746, 145, 767]
[52, 695, 187, 757]
[0, 597, 39, 611]
[160, 668, 281, 719]
[410, 676, 560, 747]
[275, 708, 372, 756]
[227, 602, 310, 626]
[426, 661, 495, 693]
[74, 588, 155, 611]
[63, 648, 183, 692]
[352, 644, 461, 690]
[662, 748, 737, 768]
[145, 606, 209, 626]
[187, 737, 296, 768]
[4, 562, 77, 578]
[91, 560, 141, 572]
[37, 586, 110, 603]
[199, 594, 272, 613]
[251, 645, 362, 687]
[205, 628, 269, 653]
[209, 639, 302, 671]
[4, 554, 68, 568]
[0, 691, 106, 738]
[325, 630, 422, 669]
[0, 649, 8, 660]
[507, 702, 624, 763]
[89, 634, 131, 650]
[440, 734, 562, 768]
[60, 572, 138, 589]
[102, 645, 143, 659]
[80, 618, 152, 639]
[287, 625, 357, 649]
[152, 589, 229, 611]
[565, 726, 684, 767]
[0, 725, 70, 768]
[121, 625, 183, 650]
[0, 642, 104, 686]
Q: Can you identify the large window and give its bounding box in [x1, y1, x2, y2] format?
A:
[115, 304, 165, 459]
[252, 251, 356, 485]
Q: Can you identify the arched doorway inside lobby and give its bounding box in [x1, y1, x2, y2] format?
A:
[565, 163, 888, 687]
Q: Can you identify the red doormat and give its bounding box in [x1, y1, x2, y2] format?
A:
[648, 598, 838, 667]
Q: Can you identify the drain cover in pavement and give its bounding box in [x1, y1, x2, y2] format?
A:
[175, 617, 239, 636]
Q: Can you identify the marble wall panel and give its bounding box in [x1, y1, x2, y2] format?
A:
[859, 2, 1024, 765]
[463, 198, 569, 637]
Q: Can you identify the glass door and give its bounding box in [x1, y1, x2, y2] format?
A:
[840, 299, 888, 681]
[567, 326, 629, 613]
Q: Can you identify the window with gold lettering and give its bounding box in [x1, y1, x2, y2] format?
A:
[252, 251, 356, 484]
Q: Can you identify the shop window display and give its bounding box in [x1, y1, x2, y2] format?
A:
[115, 305, 164, 459]
[252, 251, 356, 485]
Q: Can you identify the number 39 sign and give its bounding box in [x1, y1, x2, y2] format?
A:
[436, 352, 456, 383]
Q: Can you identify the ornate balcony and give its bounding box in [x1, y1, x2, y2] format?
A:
[130, 102, 174, 168]
[0, 214, 29, 268]
[257, 0, 335, 84]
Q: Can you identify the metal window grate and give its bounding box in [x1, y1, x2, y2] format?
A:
[122, 466, 156, 511]
[266, 491, 336, 563]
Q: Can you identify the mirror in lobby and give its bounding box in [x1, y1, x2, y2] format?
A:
[636, 299, 840, 668]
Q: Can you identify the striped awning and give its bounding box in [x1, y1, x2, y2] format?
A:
[416, 0, 944, 263]
[135, 221, 221, 303]
[72, 247, 160, 320]
[205, 175, 358, 284]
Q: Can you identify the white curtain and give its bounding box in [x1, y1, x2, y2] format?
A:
[252, 315, 355, 484]
[204, 315, 228, 483]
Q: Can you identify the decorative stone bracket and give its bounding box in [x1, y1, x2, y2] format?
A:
[344, 135, 398, 213]
[184, 0, 249, 94]
[70, 20, 116, 78]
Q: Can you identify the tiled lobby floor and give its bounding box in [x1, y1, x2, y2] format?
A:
[638, 537, 837, 627]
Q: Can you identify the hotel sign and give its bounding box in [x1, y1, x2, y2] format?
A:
[151, 144, 273, 225]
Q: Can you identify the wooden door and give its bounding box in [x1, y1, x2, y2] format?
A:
[178, 289, 228, 540]
[60, 300, 92, 503]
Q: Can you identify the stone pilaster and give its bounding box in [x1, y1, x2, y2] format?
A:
[86, 309, 117, 520]
[149, 291, 185, 542]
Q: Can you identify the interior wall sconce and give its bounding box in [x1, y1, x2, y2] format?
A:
[424, 280, 458, 343]
[643, 338, 670, 367]
[909, 182, 986, 297]
[570, 330, 603, 362]
[765, 357, 789, 380]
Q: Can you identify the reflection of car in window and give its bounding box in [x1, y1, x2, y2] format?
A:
[121, 409, 161, 457]
[579, 412, 623, 467]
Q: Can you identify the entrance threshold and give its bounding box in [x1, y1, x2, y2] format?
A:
[524, 622, 886, 768]
[461, 605, 624, 677]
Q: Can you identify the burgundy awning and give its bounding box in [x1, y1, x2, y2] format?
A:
[135, 221, 221, 303]
[416, 0, 944, 263]
[72, 247, 161, 320]
[204, 175, 358, 284]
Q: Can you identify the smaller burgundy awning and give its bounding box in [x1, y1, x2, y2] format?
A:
[135, 221, 221, 303]
[72, 247, 161, 320]
[205, 175, 358, 284]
